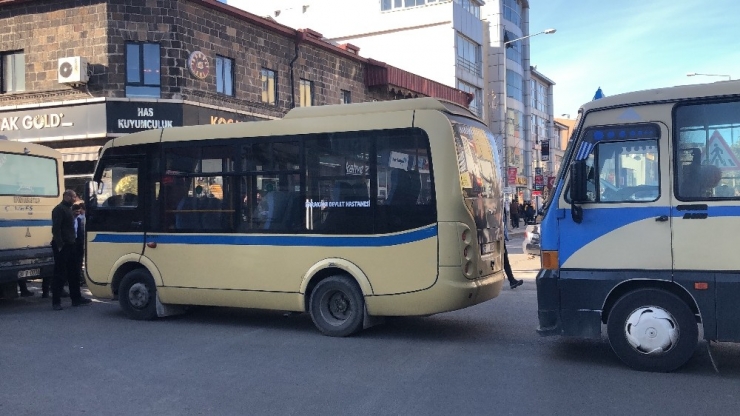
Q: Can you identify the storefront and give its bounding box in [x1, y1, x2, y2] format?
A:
[0, 99, 268, 194]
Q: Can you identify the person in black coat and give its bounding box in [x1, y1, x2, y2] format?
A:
[50, 190, 91, 310]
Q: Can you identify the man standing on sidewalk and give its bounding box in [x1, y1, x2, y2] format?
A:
[51, 190, 92, 310]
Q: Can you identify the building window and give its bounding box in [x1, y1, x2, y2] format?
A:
[299, 79, 313, 107]
[261, 68, 276, 105]
[453, 0, 480, 18]
[531, 80, 547, 112]
[340, 89, 351, 104]
[382, 0, 440, 11]
[503, 0, 523, 30]
[456, 33, 482, 77]
[1, 51, 25, 93]
[126, 43, 161, 98]
[504, 31, 523, 66]
[216, 56, 234, 96]
[457, 80, 482, 117]
[506, 69, 524, 102]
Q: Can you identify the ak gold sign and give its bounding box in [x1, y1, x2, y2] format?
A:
[0, 113, 74, 132]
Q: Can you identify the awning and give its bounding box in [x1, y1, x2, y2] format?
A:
[59, 146, 102, 162]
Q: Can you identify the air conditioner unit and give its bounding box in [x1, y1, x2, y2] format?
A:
[58, 57, 89, 85]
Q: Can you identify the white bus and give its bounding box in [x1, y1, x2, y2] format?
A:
[0, 139, 63, 298]
[537, 80, 740, 371]
[85, 98, 505, 336]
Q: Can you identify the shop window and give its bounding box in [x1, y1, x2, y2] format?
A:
[299, 79, 313, 107]
[261, 68, 276, 105]
[126, 43, 161, 98]
[216, 55, 234, 96]
[1, 50, 25, 93]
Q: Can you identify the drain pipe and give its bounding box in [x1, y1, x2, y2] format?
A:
[290, 31, 305, 109]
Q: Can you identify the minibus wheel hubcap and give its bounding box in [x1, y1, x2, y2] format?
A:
[128, 283, 150, 309]
[624, 306, 678, 355]
[325, 291, 350, 322]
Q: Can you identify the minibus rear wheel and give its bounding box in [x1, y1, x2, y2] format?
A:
[309, 275, 364, 337]
[607, 288, 698, 372]
[119, 269, 157, 321]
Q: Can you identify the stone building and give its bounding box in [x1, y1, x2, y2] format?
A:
[0, 0, 471, 191]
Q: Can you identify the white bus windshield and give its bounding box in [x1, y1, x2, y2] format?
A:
[0, 152, 59, 196]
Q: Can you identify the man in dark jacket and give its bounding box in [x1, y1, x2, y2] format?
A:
[51, 190, 92, 310]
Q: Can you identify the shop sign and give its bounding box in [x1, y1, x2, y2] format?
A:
[507, 167, 517, 185]
[0, 103, 106, 141]
[188, 51, 210, 80]
[107, 102, 182, 134]
[182, 104, 262, 126]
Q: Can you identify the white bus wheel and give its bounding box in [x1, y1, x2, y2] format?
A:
[119, 269, 157, 321]
[607, 288, 698, 372]
[309, 275, 364, 337]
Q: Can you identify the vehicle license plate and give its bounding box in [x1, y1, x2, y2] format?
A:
[18, 268, 40, 278]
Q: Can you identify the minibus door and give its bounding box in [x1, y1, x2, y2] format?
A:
[85, 157, 147, 284]
[671, 149, 740, 341]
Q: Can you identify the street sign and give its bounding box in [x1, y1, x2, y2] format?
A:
[707, 130, 740, 171]
[547, 176, 556, 189]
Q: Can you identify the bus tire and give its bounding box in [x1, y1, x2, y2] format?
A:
[118, 269, 158, 321]
[607, 288, 698, 372]
[309, 275, 364, 337]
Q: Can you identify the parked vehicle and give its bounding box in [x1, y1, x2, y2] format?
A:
[522, 224, 541, 256]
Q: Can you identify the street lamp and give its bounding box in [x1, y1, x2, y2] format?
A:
[504, 28, 557, 46]
[686, 72, 732, 81]
[500, 28, 556, 202]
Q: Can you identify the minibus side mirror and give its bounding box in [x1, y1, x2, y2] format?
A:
[569, 161, 587, 223]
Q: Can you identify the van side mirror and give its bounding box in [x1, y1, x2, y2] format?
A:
[570, 161, 588, 203]
[569, 161, 587, 223]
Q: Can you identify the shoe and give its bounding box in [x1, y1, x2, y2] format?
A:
[510, 279, 524, 289]
[52, 304, 63, 311]
[20, 291, 34, 297]
[61, 291, 70, 298]
[72, 297, 92, 307]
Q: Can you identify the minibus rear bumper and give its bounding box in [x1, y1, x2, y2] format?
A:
[0, 246, 55, 284]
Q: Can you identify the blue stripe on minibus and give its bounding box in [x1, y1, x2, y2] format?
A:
[0, 219, 53, 227]
[91, 224, 438, 247]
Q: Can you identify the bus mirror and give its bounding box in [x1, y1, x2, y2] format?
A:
[570, 161, 588, 203]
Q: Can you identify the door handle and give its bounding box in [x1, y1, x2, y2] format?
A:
[655, 215, 669, 222]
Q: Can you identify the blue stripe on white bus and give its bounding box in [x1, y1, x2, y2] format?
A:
[91, 224, 438, 247]
[0, 219, 53, 227]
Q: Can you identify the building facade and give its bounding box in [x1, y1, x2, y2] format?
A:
[0, 0, 470, 193]
[230, 0, 556, 202]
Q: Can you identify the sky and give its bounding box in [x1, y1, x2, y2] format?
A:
[528, 0, 740, 118]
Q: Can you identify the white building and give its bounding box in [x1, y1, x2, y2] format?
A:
[228, 0, 555, 200]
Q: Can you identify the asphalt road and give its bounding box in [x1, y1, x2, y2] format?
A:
[2, 235, 740, 416]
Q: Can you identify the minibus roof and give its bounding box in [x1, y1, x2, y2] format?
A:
[580, 80, 740, 113]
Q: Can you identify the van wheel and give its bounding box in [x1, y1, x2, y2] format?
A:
[119, 269, 157, 321]
[607, 289, 697, 372]
[309, 275, 364, 337]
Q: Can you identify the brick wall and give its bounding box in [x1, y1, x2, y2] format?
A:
[0, 0, 108, 105]
[0, 0, 378, 117]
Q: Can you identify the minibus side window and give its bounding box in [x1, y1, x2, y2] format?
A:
[675, 100, 740, 200]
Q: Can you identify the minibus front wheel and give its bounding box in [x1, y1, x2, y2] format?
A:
[119, 269, 158, 321]
[309, 275, 364, 337]
[607, 288, 698, 372]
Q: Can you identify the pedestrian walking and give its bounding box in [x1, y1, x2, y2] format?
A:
[51, 190, 92, 310]
[503, 219, 523, 289]
[509, 198, 520, 229]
